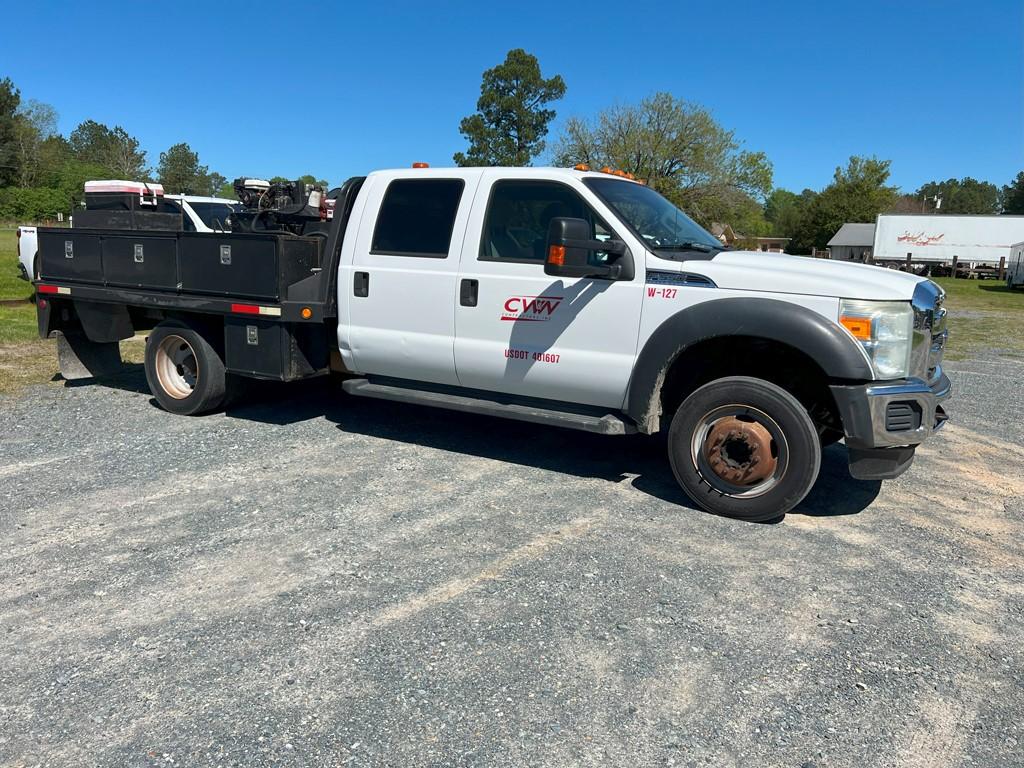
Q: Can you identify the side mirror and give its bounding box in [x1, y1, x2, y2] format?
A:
[544, 217, 628, 279]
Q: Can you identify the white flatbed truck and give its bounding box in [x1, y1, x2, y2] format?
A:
[33, 165, 952, 521]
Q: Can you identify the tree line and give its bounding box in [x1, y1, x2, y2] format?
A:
[3, 57, 1023, 252]
[453, 50, 1024, 253]
[0, 77, 328, 222]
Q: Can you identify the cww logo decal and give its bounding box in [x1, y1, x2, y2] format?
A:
[501, 296, 563, 322]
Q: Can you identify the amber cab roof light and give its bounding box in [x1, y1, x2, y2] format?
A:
[412, 162, 429, 169]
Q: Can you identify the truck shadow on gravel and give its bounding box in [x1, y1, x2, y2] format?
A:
[75, 369, 882, 520]
[221, 377, 882, 521]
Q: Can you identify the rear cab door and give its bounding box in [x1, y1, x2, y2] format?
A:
[337, 168, 481, 386]
[453, 169, 646, 408]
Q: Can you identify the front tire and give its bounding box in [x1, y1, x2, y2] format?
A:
[144, 319, 226, 415]
[668, 376, 822, 522]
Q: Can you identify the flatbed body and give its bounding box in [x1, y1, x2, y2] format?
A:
[35, 178, 364, 381]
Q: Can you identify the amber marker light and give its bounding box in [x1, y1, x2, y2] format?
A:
[301, 307, 313, 319]
[839, 315, 873, 341]
[412, 162, 429, 168]
[547, 245, 566, 266]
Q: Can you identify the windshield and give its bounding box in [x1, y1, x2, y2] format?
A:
[583, 178, 723, 251]
[189, 202, 241, 231]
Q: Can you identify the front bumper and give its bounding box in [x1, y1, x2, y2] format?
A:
[830, 368, 951, 480]
[830, 367, 951, 450]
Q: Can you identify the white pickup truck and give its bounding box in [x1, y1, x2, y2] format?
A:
[32, 165, 951, 521]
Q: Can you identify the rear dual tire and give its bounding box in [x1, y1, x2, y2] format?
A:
[668, 376, 822, 522]
[144, 320, 226, 416]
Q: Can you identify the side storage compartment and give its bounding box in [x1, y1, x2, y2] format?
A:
[102, 234, 179, 289]
[39, 229, 104, 284]
[178, 234, 319, 301]
[224, 318, 328, 381]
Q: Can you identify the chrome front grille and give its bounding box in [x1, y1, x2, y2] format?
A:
[911, 281, 947, 384]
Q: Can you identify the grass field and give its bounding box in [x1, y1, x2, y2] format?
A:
[0, 230, 1021, 395]
[0, 228, 53, 395]
[0, 229, 33, 303]
[933, 276, 1024, 360]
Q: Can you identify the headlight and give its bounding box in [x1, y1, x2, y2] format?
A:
[838, 299, 914, 379]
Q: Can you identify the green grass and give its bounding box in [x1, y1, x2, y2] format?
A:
[932, 277, 1024, 360]
[0, 228, 39, 355]
[0, 228, 38, 349]
[0, 303, 38, 344]
[0, 227, 53, 395]
[0, 228, 33, 302]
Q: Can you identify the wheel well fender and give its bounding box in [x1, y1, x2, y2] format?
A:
[625, 297, 873, 432]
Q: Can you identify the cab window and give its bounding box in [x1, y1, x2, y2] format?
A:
[480, 181, 614, 264]
[371, 179, 465, 258]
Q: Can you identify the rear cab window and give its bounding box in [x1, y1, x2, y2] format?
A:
[371, 179, 465, 258]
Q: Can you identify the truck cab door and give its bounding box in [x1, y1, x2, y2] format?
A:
[454, 174, 644, 408]
[344, 173, 477, 386]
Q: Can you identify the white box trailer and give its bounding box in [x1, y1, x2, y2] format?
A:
[873, 214, 1024, 272]
[1008, 241, 1024, 289]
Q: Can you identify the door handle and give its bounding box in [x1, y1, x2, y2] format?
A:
[460, 278, 478, 307]
[354, 271, 369, 297]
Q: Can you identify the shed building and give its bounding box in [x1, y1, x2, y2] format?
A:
[828, 223, 876, 262]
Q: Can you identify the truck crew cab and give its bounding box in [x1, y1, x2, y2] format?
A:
[33, 166, 951, 521]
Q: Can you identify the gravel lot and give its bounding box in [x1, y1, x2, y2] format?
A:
[1, 355, 1022, 767]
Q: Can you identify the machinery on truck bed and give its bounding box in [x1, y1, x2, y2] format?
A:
[32, 165, 952, 521]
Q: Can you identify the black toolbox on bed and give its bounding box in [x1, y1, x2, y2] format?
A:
[37, 229, 321, 302]
[178, 233, 318, 300]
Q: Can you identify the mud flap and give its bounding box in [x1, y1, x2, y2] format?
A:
[55, 331, 123, 381]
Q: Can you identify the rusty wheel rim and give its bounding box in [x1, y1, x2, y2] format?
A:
[154, 334, 199, 400]
[690, 405, 789, 498]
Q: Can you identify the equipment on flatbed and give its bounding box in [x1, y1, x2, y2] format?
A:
[229, 177, 326, 236]
[84, 180, 165, 211]
[232, 178, 271, 208]
[75, 180, 182, 231]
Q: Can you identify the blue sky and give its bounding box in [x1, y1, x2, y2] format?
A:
[3, 0, 1021, 194]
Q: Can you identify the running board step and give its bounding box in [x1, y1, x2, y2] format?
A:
[341, 378, 636, 435]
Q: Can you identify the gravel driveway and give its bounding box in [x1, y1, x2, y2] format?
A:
[1, 356, 1022, 767]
